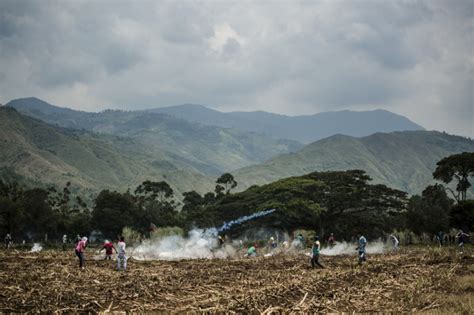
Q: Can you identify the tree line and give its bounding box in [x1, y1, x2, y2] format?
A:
[0, 152, 472, 242]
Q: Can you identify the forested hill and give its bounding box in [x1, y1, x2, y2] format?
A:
[6, 97, 302, 175]
[147, 104, 424, 143]
[234, 131, 474, 195]
[0, 107, 214, 198]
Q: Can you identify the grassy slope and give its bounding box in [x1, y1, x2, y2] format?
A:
[0, 107, 214, 197]
[7, 98, 302, 175]
[234, 131, 474, 195]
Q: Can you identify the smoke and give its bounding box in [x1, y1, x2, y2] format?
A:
[320, 241, 386, 256]
[30, 243, 42, 252]
[131, 229, 236, 260]
[216, 209, 276, 233]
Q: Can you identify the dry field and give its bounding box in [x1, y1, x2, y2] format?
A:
[0, 247, 472, 313]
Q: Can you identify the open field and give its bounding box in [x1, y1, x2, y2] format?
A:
[0, 247, 473, 313]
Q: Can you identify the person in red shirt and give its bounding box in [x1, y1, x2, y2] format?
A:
[100, 240, 117, 260]
[75, 237, 87, 269]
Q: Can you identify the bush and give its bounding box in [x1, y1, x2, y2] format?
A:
[121, 227, 142, 246]
[150, 226, 184, 241]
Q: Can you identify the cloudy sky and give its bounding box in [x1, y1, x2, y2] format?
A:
[0, 0, 472, 136]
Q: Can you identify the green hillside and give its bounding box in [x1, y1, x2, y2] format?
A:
[234, 131, 474, 195]
[0, 107, 214, 198]
[6, 97, 302, 175]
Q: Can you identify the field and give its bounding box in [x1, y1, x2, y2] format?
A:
[0, 246, 473, 313]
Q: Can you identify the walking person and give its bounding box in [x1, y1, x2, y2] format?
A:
[117, 236, 127, 271]
[75, 237, 87, 269]
[311, 236, 324, 268]
[356, 233, 367, 265]
[4, 233, 12, 249]
[327, 233, 336, 248]
[456, 230, 470, 254]
[62, 234, 67, 251]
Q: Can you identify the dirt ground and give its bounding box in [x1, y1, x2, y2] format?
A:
[0, 246, 472, 313]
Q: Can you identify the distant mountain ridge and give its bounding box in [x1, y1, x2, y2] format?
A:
[147, 104, 425, 143]
[6, 97, 302, 175]
[234, 130, 474, 195]
[0, 106, 215, 198]
[3, 97, 468, 197]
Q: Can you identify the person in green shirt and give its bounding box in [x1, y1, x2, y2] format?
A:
[246, 244, 257, 257]
[311, 236, 324, 268]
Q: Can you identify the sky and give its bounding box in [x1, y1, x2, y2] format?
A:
[0, 0, 472, 137]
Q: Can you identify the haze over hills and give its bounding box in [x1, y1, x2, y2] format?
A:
[0, 106, 215, 198]
[6, 97, 302, 175]
[234, 131, 474, 195]
[148, 104, 425, 143]
[3, 97, 471, 197]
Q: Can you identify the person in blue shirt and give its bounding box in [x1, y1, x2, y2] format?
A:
[356, 233, 367, 265]
[311, 236, 324, 268]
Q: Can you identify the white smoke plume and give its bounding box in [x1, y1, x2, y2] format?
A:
[320, 240, 386, 256]
[131, 229, 236, 261]
[30, 243, 42, 252]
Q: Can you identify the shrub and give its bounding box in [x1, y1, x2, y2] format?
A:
[121, 227, 142, 246]
[150, 226, 184, 241]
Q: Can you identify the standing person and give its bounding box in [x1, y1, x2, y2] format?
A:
[296, 233, 305, 249]
[75, 237, 87, 269]
[62, 235, 67, 251]
[117, 236, 127, 271]
[436, 231, 444, 248]
[327, 233, 336, 248]
[356, 233, 367, 265]
[268, 237, 277, 251]
[456, 230, 470, 254]
[311, 236, 324, 268]
[4, 234, 12, 249]
[218, 235, 225, 248]
[101, 240, 117, 260]
[389, 234, 399, 250]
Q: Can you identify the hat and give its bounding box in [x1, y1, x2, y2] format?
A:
[82, 237, 88, 242]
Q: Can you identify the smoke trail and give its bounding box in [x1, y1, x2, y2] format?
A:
[320, 241, 385, 256]
[130, 209, 275, 260]
[216, 209, 276, 233]
[30, 243, 42, 252]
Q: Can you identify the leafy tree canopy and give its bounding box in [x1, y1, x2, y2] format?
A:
[433, 152, 474, 201]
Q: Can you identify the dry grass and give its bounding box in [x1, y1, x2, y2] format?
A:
[0, 246, 472, 313]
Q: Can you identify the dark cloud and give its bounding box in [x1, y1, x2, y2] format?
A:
[0, 0, 472, 136]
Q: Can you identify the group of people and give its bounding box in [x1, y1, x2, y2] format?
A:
[435, 230, 470, 253]
[74, 235, 127, 271]
[242, 232, 369, 268]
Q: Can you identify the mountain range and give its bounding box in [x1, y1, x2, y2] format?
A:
[234, 131, 474, 195]
[6, 97, 301, 175]
[147, 104, 424, 143]
[0, 106, 214, 199]
[2, 97, 472, 197]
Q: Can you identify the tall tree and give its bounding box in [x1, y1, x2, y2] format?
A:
[406, 184, 453, 235]
[215, 173, 238, 196]
[92, 190, 137, 238]
[433, 152, 474, 201]
[134, 180, 178, 231]
[135, 180, 174, 203]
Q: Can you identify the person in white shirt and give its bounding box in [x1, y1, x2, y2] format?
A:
[117, 236, 127, 271]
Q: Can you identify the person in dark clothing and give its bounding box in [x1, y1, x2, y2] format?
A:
[456, 230, 470, 254]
